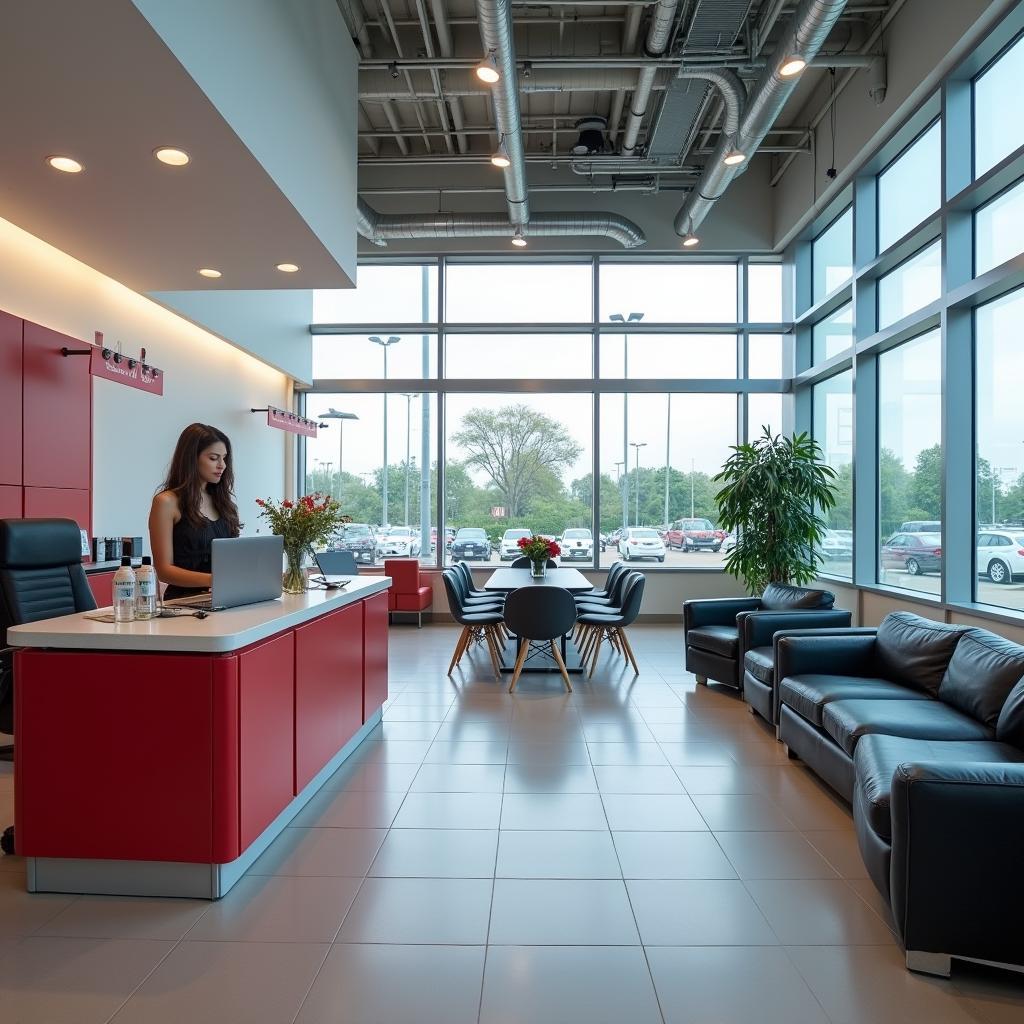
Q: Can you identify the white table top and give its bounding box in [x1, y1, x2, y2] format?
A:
[7, 576, 391, 654]
[483, 567, 593, 592]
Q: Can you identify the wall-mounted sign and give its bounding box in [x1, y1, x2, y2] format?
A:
[253, 406, 319, 438]
[60, 332, 163, 395]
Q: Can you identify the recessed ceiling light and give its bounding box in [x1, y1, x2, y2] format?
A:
[47, 155, 83, 173]
[723, 150, 747, 166]
[276, 263, 300, 273]
[154, 147, 190, 166]
[198, 268, 222, 278]
[779, 56, 807, 77]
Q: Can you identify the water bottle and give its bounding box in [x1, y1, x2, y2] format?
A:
[113, 556, 136, 622]
[135, 556, 158, 620]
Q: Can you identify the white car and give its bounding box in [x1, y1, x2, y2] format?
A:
[620, 528, 666, 562]
[379, 526, 421, 557]
[499, 528, 533, 560]
[561, 528, 593, 561]
[976, 530, 1024, 584]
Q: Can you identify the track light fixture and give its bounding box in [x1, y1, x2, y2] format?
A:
[491, 138, 511, 168]
[779, 56, 807, 77]
[723, 149, 747, 166]
[511, 227, 527, 247]
[389, 61, 399, 80]
[475, 50, 500, 84]
[682, 233, 700, 247]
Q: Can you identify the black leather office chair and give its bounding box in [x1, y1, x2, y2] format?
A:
[0, 519, 96, 854]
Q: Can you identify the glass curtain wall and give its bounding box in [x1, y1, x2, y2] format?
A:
[307, 259, 788, 570]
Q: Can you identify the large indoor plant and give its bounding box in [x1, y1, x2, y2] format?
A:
[713, 428, 837, 594]
[256, 493, 350, 593]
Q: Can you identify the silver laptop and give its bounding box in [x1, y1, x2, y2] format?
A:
[166, 535, 284, 610]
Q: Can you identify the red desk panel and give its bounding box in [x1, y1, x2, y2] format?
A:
[0, 312, 22, 487]
[294, 603, 363, 792]
[0, 485, 22, 519]
[87, 571, 115, 607]
[363, 591, 389, 721]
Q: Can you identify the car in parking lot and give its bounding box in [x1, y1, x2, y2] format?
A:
[665, 518, 723, 552]
[332, 523, 379, 565]
[820, 529, 853, 561]
[451, 527, 492, 561]
[380, 526, 421, 557]
[561, 528, 594, 561]
[899, 520, 941, 534]
[620, 527, 666, 562]
[976, 530, 1024, 584]
[880, 532, 942, 576]
[499, 528, 533, 560]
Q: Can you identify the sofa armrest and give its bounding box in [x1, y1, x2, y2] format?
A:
[741, 609, 853, 653]
[890, 762, 1024, 963]
[774, 630, 878, 681]
[684, 597, 761, 632]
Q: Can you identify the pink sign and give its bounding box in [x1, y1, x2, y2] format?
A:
[88, 334, 163, 395]
[266, 406, 319, 438]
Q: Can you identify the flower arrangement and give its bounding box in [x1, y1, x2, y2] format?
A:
[256, 494, 351, 593]
[518, 534, 561, 562]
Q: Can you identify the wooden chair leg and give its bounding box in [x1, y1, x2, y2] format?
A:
[448, 626, 470, 675]
[617, 626, 640, 674]
[580, 625, 597, 661]
[484, 627, 503, 681]
[508, 638, 531, 692]
[549, 640, 573, 693]
[588, 630, 604, 678]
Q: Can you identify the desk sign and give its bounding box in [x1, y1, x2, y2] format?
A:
[264, 406, 319, 438]
[89, 333, 163, 395]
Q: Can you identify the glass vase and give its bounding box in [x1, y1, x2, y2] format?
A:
[530, 559, 547, 579]
[282, 544, 308, 594]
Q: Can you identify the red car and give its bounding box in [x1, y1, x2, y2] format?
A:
[665, 517, 725, 552]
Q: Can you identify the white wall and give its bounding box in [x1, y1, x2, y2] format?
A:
[0, 214, 292, 545]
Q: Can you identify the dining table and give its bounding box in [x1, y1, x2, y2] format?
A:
[482, 566, 594, 674]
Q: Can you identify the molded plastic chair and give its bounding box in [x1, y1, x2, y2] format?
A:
[575, 560, 628, 606]
[573, 562, 630, 642]
[441, 570, 505, 681]
[510, 555, 558, 569]
[454, 559, 504, 606]
[502, 586, 578, 693]
[577, 572, 646, 677]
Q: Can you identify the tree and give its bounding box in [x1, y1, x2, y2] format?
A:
[452, 404, 582, 517]
[909, 444, 943, 520]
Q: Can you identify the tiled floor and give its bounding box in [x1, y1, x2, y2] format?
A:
[1, 623, 1024, 1022]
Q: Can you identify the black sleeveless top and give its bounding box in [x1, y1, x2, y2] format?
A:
[163, 515, 235, 599]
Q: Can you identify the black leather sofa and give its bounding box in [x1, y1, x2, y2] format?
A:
[683, 583, 850, 703]
[775, 611, 1024, 976]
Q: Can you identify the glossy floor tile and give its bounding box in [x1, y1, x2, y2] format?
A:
[4, 623, 1024, 1023]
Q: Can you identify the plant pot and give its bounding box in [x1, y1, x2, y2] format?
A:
[282, 544, 308, 594]
[530, 560, 547, 578]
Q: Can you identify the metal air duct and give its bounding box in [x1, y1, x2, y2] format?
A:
[621, 0, 679, 155]
[673, 0, 848, 236]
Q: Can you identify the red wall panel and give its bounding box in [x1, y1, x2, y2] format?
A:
[22, 321, 91, 490]
[0, 312, 22, 486]
[87, 571, 115, 607]
[0, 485, 22, 519]
[238, 633, 295, 849]
[14, 649, 216, 862]
[294, 603, 363, 793]
[23, 487, 90, 539]
[363, 591, 389, 721]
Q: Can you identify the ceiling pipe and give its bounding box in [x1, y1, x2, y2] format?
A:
[673, 0, 848, 237]
[427, 0, 469, 153]
[609, 6, 644, 146]
[477, 0, 529, 226]
[355, 199, 647, 248]
[621, 0, 680, 155]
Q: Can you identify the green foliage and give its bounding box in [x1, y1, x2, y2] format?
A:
[714, 429, 837, 593]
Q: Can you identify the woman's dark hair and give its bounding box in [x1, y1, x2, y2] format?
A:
[160, 423, 240, 535]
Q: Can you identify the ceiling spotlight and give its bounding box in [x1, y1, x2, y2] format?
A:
[512, 227, 527, 248]
[276, 263, 300, 273]
[47, 155, 83, 173]
[475, 50, 500, 84]
[491, 139, 511, 168]
[154, 147, 190, 166]
[389, 61, 399, 80]
[682, 233, 700, 248]
[198, 268, 222, 278]
[779, 56, 807, 77]
[723, 149, 747, 166]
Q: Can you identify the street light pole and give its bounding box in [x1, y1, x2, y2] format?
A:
[691, 457, 695, 518]
[369, 336, 401, 527]
[630, 441, 647, 526]
[318, 409, 358, 501]
[610, 312, 644, 528]
[399, 393, 419, 526]
[663, 394, 671, 528]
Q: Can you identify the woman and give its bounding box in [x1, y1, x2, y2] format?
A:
[149, 423, 241, 599]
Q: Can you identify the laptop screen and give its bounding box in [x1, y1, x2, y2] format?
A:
[312, 549, 357, 578]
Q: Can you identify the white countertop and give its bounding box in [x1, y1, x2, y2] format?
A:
[8, 577, 392, 654]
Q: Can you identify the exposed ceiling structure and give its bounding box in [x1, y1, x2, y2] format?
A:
[350, 0, 892, 249]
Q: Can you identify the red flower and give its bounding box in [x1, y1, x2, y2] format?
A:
[255, 498, 266, 507]
[548, 541, 561, 557]
[517, 536, 529, 549]
[282, 499, 293, 509]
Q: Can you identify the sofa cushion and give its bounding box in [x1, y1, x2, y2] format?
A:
[997, 678, 1024, 748]
[781, 674, 928, 727]
[395, 586, 432, 612]
[853, 734, 1024, 842]
[873, 612, 969, 697]
[760, 582, 834, 611]
[743, 647, 774, 684]
[823, 698, 993, 757]
[686, 624, 739, 659]
[938, 628, 1024, 728]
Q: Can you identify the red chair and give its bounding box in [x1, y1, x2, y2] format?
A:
[384, 559, 432, 627]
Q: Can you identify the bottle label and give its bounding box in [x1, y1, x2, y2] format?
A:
[114, 581, 135, 602]
[138, 577, 156, 598]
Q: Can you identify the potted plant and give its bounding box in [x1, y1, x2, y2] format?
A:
[256, 493, 351, 594]
[713, 428, 837, 594]
[517, 534, 561, 578]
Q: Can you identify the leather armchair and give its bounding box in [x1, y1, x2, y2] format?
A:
[890, 761, 1024, 976]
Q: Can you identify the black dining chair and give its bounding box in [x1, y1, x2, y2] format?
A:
[454, 559, 504, 606]
[502, 586, 578, 693]
[573, 562, 630, 643]
[510, 555, 558, 569]
[577, 572, 646, 677]
[441, 570, 505, 681]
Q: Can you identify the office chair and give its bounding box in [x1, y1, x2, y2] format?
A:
[0, 518, 96, 855]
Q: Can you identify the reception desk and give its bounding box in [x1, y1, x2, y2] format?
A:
[7, 577, 391, 898]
